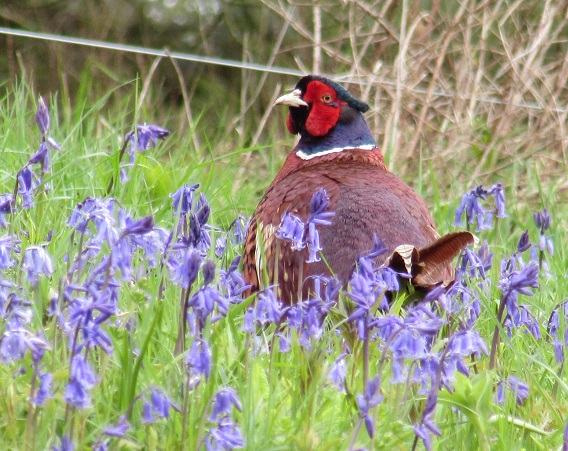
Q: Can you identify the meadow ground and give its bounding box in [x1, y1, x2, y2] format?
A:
[0, 75, 567, 451]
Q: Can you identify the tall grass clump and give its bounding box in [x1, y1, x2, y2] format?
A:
[0, 73, 567, 451]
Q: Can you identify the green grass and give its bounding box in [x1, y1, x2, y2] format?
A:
[0, 77, 566, 451]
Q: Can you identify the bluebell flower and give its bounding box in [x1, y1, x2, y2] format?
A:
[488, 184, 507, 218]
[215, 235, 227, 258]
[230, 215, 248, 245]
[171, 184, 199, 216]
[495, 376, 529, 406]
[0, 234, 20, 270]
[52, 435, 75, 451]
[35, 97, 50, 135]
[31, 371, 53, 406]
[64, 355, 98, 409]
[170, 249, 202, 289]
[209, 387, 242, 421]
[103, 415, 130, 437]
[548, 301, 568, 364]
[140, 389, 180, 424]
[454, 185, 490, 230]
[185, 338, 212, 381]
[356, 376, 383, 438]
[241, 308, 255, 333]
[505, 304, 541, 339]
[29, 142, 50, 173]
[533, 209, 551, 232]
[254, 289, 286, 325]
[328, 353, 347, 393]
[17, 166, 38, 209]
[205, 416, 245, 450]
[23, 246, 53, 287]
[276, 213, 305, 250]
[128, 124, 171, 153]
[308, 188, 335, 225]
[219, 257, 249, 304]
[0, 194, 13, 229]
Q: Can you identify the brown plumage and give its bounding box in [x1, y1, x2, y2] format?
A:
[243, 75, 473, 304]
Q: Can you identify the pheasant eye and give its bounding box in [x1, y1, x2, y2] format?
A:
[321, 94, 333, 103]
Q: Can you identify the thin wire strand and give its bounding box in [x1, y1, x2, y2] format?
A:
[0, 26, 565, 113]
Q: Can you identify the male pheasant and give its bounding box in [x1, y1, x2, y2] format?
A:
[243, 75, 473, 304]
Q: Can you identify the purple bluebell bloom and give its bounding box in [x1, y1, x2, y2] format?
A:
[170, 249, 202, 289]
[276, 213, 305, 250]
[488, 184, 507, 218]
[205, 416, 245, 450]
[185, 338, 212, 381]
[328, 353, 347, 393]
[0, 194, 13, 229]
[454, 185, 490, 230]
[23, 246, 54, 287]
[215, 235, 227, 258]
[231, 215, 248, 245]
[35, 97, 50, 135]
[64, 355, 98, 409]
[29, 142, 50, 173]
[413, 389, 441, 451]
[209, 387, 242, 421]
[533, 209, 551, 232]
[53, 435, 75, 451]
[171, 184, 199, 216]
[495, 376, 529, 406]
[356, 376, 383, 438]
[103, 415, 130, 437]
[219, 257, 249, 304]
[0, 234, 20, 270]
[17, 167, 38, 209]
[128, 124, 171, 152]
[254, 289, 286, 325]
[548, 301, 568, 364]
[31, 371, 53, 406]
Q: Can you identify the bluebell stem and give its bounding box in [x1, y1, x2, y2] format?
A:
[102, 415, 130, 437]
[495, 376, 529, 406]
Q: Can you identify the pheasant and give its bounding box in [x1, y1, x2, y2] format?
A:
[243, 75, 473, 304]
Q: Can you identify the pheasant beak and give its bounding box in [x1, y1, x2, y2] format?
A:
[274, 89, 308, 108]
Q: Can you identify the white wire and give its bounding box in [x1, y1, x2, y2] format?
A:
[0, 26, 564, 113]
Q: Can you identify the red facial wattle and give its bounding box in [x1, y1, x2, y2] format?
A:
[302, 80, 346, 137]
